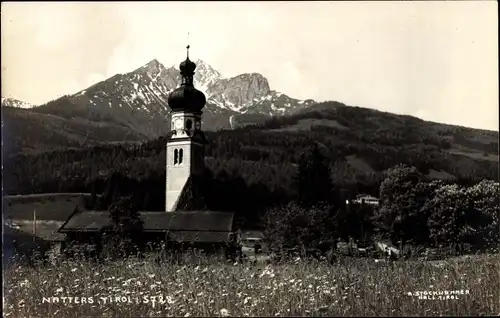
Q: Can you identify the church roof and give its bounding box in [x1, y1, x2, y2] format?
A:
[167, 45, 206, 113]
[58, 210, 235, 233]
[166, 231, 233, 244]
[168, 85, 206, 113]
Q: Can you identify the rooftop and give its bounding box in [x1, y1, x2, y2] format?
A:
[59, 210, 235, 233]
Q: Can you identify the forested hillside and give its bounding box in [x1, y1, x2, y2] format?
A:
[1, 106, 146, 156]
[4, 102, 497, 217]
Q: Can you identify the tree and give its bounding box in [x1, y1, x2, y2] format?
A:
[293, 144, 334, 208]
[427, 180, 500, 251]
[108, 195, 143, 231]
[103, 196, 143, 258]
[263, 202, 335, 258]
[466, 180, 499, 249]
[375, 164, 435, 246]
[425, 183, 470, 252]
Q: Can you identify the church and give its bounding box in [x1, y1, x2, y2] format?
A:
[58, 47, 238, 256]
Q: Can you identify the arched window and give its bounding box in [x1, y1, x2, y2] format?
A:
[179, 148, 184, 164]
[174, 149, 178, 165]
[186, 119, 193, 130]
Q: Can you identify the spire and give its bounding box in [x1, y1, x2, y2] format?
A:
[179, 39, 196, 86]
[168, 45, 206, 113]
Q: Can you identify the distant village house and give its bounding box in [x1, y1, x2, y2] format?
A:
[351, 194, 380, 206]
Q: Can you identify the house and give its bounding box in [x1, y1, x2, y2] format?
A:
[352, 194, 380, 206]
[57, 48, 239, 259]
[58, 210, 237, 253]
[375, 241, 400, 259]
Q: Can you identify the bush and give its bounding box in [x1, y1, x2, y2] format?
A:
[263, 202, 336, 259]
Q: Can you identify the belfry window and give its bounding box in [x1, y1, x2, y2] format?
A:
[174, 149, 179, 165]
[179, 148, 184, 164]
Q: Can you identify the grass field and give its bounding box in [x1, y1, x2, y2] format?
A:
[3, 193, 92, 221]
[3, 253, 499, 317]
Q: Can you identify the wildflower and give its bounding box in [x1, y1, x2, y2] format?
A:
[167, 296, 175, 304]
[220, 308, 230, 317]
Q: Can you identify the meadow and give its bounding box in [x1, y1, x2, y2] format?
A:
[4, 253, 499, 317]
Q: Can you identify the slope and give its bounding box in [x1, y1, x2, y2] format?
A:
[4, 102, 498, 198]
[2, 106, 146, 155]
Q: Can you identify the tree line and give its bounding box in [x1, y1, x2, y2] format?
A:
[86, 143, 498, 258]
[264, 152, 499, 259]
[3, 103, 498, 248]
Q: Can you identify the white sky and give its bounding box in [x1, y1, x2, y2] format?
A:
[1, 1, 498, 130]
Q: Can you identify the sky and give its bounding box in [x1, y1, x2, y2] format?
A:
[1, 1, 498, 131]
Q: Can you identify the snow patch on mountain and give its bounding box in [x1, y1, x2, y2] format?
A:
[36, 58, 316, 134]
[73, 58, 315, 118]
[1, 97, 35, 109]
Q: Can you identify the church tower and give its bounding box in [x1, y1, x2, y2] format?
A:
[165, 46, 207, 212]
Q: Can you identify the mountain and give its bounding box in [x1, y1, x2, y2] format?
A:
[26, 59, 314, 140]
[2, 58, 314, 154]
[2, 97, 34, 109]
[2, 58, 498, 166]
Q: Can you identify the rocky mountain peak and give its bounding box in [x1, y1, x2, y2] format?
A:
[234, 73, 270, 93]
[32, 57, 316, 134]
[136, 59, 168, 79]
[191, 59, 222, 93]
[193, 59, 221, 78]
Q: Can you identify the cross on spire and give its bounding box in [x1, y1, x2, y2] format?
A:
[186, 32, 190, 59]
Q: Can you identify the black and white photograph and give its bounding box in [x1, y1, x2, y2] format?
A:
[1, 1, 499, 316]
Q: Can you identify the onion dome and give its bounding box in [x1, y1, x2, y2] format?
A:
[179, 57, 196, 77]
[167, 45, 206, 112]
